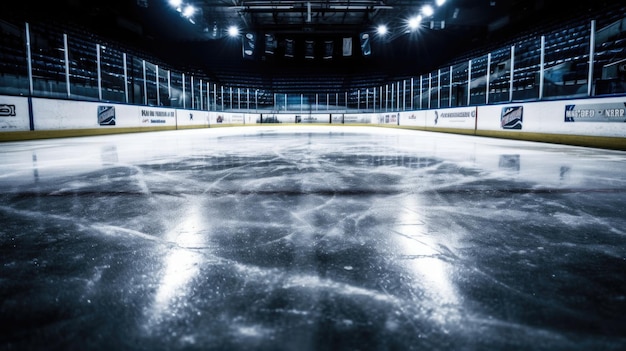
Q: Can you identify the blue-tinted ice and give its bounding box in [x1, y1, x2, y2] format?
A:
[1, 126, 625, 350]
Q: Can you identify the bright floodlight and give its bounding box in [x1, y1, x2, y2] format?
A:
[182, 5, 195, 18]
[168, 0, 182, 8]
[228, 26, 239, 37]
[408, 15, 422, 30]
[377, 24, 388, 35]
[421, 4, 434, 17]
[436, 0, 446, 6]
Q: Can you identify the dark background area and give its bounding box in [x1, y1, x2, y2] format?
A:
[3, 0, 621, 80]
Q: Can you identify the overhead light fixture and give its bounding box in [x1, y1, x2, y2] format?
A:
[421, 5, 434, 17]
[377, 25, 388, 35]
[182, 5, 195, 18]
[436, 0, 446, 6]
[168, 0, 182, 8]
[228, 26, 240, 37]
[408, 15, 422, 30]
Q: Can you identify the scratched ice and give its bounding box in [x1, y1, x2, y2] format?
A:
[1, 126, 625, 351]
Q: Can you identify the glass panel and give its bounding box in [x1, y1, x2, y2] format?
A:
[543, 23, 590, 99]
[512, 37, 541, 101]
[429, 71, 439, 109]
[29, 24, 67, 98]
[126, 56, 144, 105]
[144, 61, 158, 106]
[169, 71, 183, 108]
[469, 55, 488, 105]
[99, 46, 126, 103]
[0, 19, 29, 95]
[439, 68, 450, 108]
[593, 16, 626, 96]
[419, 77, 428, 110]
[158, 67, 170, 107]
[489, 47, 512, 103]
[451, 62, 468, 107]
[67, 36, 98, 100]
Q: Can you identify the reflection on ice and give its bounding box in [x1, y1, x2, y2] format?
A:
[145, 200, 210, 331]
[391, 194, 462, 324]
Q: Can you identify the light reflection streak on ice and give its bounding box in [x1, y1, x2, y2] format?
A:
[145, 198, 208, 330]
[393, 195, 461, 324]
[232, 262, 400, 305]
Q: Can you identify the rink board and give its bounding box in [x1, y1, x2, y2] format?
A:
[0, 94, 624, 149]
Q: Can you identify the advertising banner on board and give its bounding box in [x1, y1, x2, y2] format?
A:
[298, 114, 326, 123]
[0, 96, 30, 131]
[98, 105, 116, 126]
[139, 108, 176, 126]
[343, 114, 372, 124]
[476, 97, 626, 137]
[177, 110, 209, 127]
[564, 102, 626, 122]
[426, 107, 476, 129]
[398, 111, 426, 127]
[501, 106, 523, 130]
[377, 113, 399, 124]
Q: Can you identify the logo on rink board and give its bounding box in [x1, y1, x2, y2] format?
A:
[0, 104, 16, 117]
[564, 102, 626, 122]
[501, 106, 523, 130]
[98, 105, 115, 126]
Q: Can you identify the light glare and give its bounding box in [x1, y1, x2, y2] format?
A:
[377, 25, 388, 35]
[168, 0, 182, 7]
[182, 5, 195, 17]
[408, 15, 422, 29]
[228, 26, 240, 37]
[421, 5, 434, 17]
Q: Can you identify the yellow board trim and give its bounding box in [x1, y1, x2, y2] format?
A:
[1, 123, 625, 151]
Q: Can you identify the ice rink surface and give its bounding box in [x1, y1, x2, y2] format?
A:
[1, 126, 625, 351]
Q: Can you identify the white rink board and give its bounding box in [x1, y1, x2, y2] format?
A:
[32, 98, 101, 130]
[477, 97, 626, 137]
[0, 96, 30, 131]
[399, 111, 427, 127]
[299, 114, 328, 124]
[32, 99, 177, 130]
[375, 113, 400, 125]
[177, 110, 209, 127]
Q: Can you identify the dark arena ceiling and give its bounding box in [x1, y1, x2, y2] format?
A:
[4, 0, 620, 80]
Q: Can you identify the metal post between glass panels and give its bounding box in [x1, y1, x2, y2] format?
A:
[419, 76, 423, 109]
[448, 66, 453, 107]
[428, 73, 431, 109]
[396, 81, 400, 111]
[486, 53, 491, 104]
[25, 23, 34, 96]
[182, 73, 186, 108]
[539, 35, 546, 100]
[97, 44, 102, 101]
[588, 20, 595, 97]
[199, 79, 203, 110]
[509, 45, 515, 102]
[410, 78, 414, 110]
[389, 83, 396, 111]
[64, 34, 70, 98]
[437, 70, 441, 108]
[467, 59, 471, 106]
[156, 65, 161, 106]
